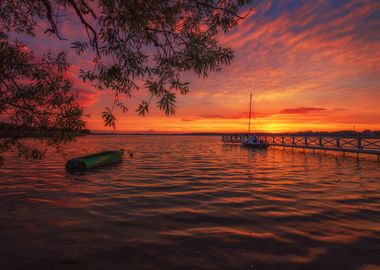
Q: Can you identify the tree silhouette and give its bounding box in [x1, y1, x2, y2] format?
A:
[0, 0, 254, 160]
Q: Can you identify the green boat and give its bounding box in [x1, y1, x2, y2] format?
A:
[66, 150, 124, 171]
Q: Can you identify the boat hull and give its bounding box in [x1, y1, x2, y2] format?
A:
[241, 143, 270, 149]
[66, 150, 124, 171]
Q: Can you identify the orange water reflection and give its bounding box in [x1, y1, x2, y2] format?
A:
[1, 135, 380, 269]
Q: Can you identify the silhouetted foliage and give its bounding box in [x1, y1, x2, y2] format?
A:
[0, 0, 254, 160]
[0, 32, 84, 160]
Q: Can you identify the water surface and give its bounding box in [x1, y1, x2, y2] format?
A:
[1, 135, 380, 269]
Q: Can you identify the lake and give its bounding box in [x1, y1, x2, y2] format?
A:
[1, 135, 380, 269]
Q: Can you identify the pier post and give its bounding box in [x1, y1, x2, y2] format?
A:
[303, 136, 306, 153]
[319, 137, 323, 148]
[358, 138, 362, 150]
[292, 136, 295, 152]
[336, 137, 340, 148]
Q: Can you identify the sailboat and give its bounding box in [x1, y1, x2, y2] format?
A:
[241, 93, 270, 149]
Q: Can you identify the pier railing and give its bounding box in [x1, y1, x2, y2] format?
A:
[221, 134, 380, 157]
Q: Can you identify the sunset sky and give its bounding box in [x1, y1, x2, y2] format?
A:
[19, 0, 380, 133]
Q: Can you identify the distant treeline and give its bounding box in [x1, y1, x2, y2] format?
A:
[0, 123, 90, 138]
[232, 130, 380, 138]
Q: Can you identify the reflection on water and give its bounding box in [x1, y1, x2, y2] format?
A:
[1, 135, 380, 269]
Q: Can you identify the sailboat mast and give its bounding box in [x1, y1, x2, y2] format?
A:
[248, 93, 252, 134]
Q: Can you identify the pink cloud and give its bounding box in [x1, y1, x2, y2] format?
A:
[280, 107, 326, 114]
[63, 64, 100, 107]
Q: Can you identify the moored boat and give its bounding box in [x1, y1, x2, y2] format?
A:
[241, 93, 270, 149]
[65, 150, 124, 171]
[241, 135, 270, 149]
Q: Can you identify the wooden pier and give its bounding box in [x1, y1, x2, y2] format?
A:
[222, 134, 380, 160]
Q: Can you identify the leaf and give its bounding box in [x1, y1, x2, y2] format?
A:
[102, 108, 116, 129]
[158, 92, 176, 116]
[71, 41, 88, 55]
[136, 101, 149, 117]
[116, 101, 128, 113]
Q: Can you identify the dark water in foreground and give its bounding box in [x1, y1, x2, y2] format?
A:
[1, 135, 380, 270]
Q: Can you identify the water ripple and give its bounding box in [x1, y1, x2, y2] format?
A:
[1, 135, 380, 269]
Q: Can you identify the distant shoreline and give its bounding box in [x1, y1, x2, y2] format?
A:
[1, 125, 379, 139]
[88, 131, 380, 138]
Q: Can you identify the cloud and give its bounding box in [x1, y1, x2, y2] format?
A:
[63, 65, 101, 107]
[280, 107, 326, 114]
[203, 0, 380, 95]
[181, 118, 196, 122]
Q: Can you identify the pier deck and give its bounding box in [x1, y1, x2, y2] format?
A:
[222, 134, 380, 159]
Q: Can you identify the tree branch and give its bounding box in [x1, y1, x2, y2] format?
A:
[41, 0, 67, 40]
[67, 0, 100, 57]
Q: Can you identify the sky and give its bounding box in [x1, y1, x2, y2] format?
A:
[18, 0, 380, 133]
